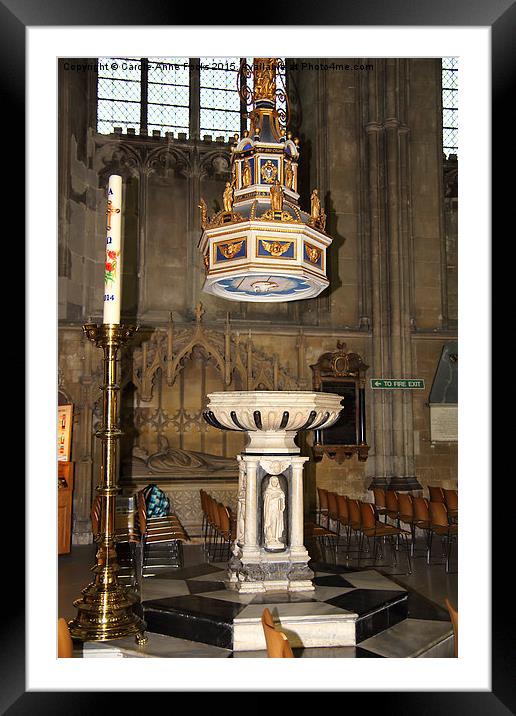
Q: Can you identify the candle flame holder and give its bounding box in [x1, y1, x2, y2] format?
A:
[68, 323, 146, 644]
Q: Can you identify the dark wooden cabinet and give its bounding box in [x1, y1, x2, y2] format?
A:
[310, 342, 369, 463]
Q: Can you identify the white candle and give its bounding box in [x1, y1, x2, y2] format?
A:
[103, 175, 123, 324]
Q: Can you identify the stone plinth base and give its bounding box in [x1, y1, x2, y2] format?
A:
[233, 610, 357, 651]
[228, 546, 315, 593]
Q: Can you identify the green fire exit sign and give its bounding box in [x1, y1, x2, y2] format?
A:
[370, 379, 425, 389]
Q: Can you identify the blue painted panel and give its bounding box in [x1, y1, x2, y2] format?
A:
[215, 239, 247, 262]
[257, 239, 295, 259]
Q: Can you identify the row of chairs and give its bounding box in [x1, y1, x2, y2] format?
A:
[199, 490, 236, 562]
[320, 489, 414, 573]
[90, 489, 189, 583]
[427, 486, 458, 521]
[317, 487, 458, 573]
[371, 487, 458, 571]
[135, 490, 188, 576]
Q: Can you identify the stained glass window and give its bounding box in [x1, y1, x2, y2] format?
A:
[442, 57, 458, 158]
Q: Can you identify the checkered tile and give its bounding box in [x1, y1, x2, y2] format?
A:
[140, 561, 452, 656]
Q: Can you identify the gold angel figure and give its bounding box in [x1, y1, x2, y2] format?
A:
[242, 158, 252, 188]
[223, 181, 234, 212]
[261, 239, 292, 257]
[220, 240, 244, 259]
[285, 160, 294, 190]
[305, 244, 322, 264]
[310, 189, 321, 221]
[270, 181, 284, 212]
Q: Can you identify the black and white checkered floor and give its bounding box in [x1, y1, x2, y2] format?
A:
[81, 557, 453, 658]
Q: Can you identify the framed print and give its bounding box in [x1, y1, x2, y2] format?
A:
[17, 0, 508, 711]
[57, 404, 73, 461]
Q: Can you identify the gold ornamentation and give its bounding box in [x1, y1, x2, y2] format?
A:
[261, 159, 278, 184]
[270, 181, 283, 211]
[69, 323, 146, 644]
[203, 254, 209, 270]
[223, 181, 234, 212]
[305, 244, 322, 264]
[207, 210, 246, 229]
[253, 58, 277, 102]
[310, 188, 321, 222]
[242, 158, 252, 188]
[260, 239, 293, 257]
[258, 208, 297, 223]
[219, 240, 245, 260]
[199, 198, 209, 229]
[285, 160, 294, 190]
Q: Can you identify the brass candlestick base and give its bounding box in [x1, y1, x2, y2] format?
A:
[68, 323, 146, 644]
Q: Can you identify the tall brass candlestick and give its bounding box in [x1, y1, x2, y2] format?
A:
[68, 323, 146, 644]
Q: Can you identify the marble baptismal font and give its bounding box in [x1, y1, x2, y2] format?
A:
[203, 391, 343, 593]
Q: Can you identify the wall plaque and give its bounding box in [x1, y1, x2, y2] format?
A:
[430, 404, 458, 442]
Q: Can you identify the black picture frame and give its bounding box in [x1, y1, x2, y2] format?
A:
[14, 0, 507, 710]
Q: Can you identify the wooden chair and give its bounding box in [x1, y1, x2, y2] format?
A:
[385, 490, 400, 526]
[261, 608, 294, 658]
[326, 491, 340, 533]
[304, 520, 338, 563]
[443, 489, 458, 522]
[346, 498, 363, 556]
[205, 494, 221, 561]
[372, 488, 389, 523]
[412, 496, 433, 562]
[445, 598, 458, 657]
[397, 493, 417, 555]
[428, 485, 445, 503]
[316, 487, 330, 528]
[199, 489, 209, 551]
[58, 618, 73, 658]
[359, 502, 412, 573]
[215, 502, 235, 562]
[428, 501, 458, 572]
[336, 494, 351, 557]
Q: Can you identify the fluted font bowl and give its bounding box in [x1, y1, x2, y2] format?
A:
[204, 391, 343, 454]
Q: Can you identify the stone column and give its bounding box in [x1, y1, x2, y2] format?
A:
[241, 457, 260, 559]
[235, 456, 246, 546]
[289, 457, 309, 553]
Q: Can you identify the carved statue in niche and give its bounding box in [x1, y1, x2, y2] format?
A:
[270, 180, 284, 212]
[310, 188, 321, 222]
[263, 476, 285, 549]
[285, 160, 294, 190]
[242, 158, 252, 188]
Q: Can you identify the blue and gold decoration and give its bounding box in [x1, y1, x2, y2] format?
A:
[214, 238, 247, 263]
[198, 58, 333, 303]
[257, 238, 295, 259]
